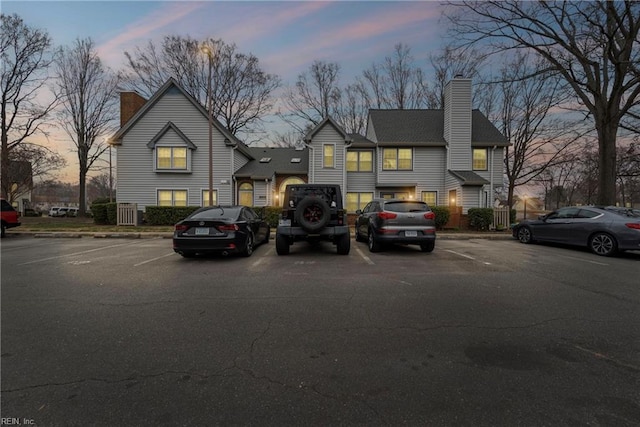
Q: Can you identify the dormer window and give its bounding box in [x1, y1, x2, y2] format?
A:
[157, 147, 187, 170]
[147, 122, 196, 173]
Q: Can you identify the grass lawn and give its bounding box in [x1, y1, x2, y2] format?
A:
[18, 216, 174, 233]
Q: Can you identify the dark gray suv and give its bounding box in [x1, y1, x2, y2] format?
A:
[276, 184, 350, 255]
[355, 198, 436, 253]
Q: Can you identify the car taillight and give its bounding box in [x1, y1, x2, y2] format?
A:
[378, 211, 397, 220]
[175, 224, 188, 232]
[218, 224, 239, 231]
[424, 211, 436, 220]
[626, 223, 640, 230]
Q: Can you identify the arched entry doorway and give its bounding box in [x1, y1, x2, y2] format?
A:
[278, 177, 304, 206]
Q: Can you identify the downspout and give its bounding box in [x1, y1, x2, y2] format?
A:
[490, 145, 497, 207]
[231, 146, 238, 205]
[304, 142, 314, 183]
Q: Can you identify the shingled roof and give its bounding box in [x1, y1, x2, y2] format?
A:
[368, 109, 508, 147]
[234, 147, 309, 180]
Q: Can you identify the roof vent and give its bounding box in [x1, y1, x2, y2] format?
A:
[291, 158, 301, 163]
[260, 157, 272, 163]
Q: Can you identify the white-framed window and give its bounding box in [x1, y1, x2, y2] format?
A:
[473, 148, 488, 171]
[346, 192, 373, 213]
[346, 150, 373, 172]
[238, 182, 253, 206]
[382, 148, 412, 170]
[158, 189, 188, 207]
[156, 147, 188, 170]
[421, 191, 437, 206]
[323, 144, 335, 168]
[201, 189, 218, 206]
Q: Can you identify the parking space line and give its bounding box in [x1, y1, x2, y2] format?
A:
[252, 247, 274, 267]
[17, 241, 147, 266]
[445, 249, 476, 260]
[355, 246, 375, 265]
[134, 252, 176, 267]
[560, 255, 609, 266]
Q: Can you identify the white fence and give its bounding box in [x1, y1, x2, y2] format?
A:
[117, 203, 138, 226]
[492, 207, 510, 229]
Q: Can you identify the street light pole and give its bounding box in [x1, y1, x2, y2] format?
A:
[523, 195, 527, 220]
[201, 44, 214, 206]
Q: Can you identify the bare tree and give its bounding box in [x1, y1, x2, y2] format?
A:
[279, 60, 342, 133]
[445, 0, 640, 205]
[87, 173, 114, 201]
[488, 53, 581, 209]
[336, 83, 369, 134]
[122, 36, 280, 141]
[1, 14, 57, 199]
[426, 45, 485, 109]
[55, 38, 120, 215]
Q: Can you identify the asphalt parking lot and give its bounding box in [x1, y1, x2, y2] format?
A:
[2, 235, 639, 426]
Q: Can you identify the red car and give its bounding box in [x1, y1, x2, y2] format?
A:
[1, 198, 21, 237]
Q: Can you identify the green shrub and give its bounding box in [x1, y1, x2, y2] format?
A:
[255, 206, 281, 228]
[510, 208, 517, 225]
[91, 202, 118, 225]
[145, 206, 200, 225]
[468, 208, 494, 231]
[432, 206, 451, 230]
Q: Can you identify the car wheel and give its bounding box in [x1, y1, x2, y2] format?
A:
[517, 226, 534, 244]
[336, 233, 350, 255]
[295, 196, 330, 232]
[275, 234, 290, 255]
[368, 228, 381, 253]
[420, 241, 435, 253]
[354, 225, 364, 242]
[589, 232, 617, 257]
[263, 228, 270, 244]
[241, 233, 254, 257]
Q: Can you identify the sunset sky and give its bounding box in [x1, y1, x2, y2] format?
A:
[4, 1, 447, 182]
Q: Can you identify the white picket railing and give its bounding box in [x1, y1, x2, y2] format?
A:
[492, 207, 510, 229]
[117, 203, 137, 226]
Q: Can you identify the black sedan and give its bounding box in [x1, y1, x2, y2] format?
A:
[355, 199, 437, 252]
[513, 206, 640, 256]
[173, 206, 270, 257]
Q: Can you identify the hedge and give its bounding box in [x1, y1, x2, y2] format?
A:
[145, 206, 201, 225]
[91, 202, 118, 225]
[468, 208, 494, 231]
[431, 206, 451, 230]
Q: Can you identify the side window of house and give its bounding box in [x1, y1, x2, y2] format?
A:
[201, 190, 218, 206]
[158, 190, 187, 206]
[472, 148, 488, 171]
[347, 151, 373, 172]
[346, 192, 373, 213]
[157, 147, 187, 170]
[383, 148, 412, 170]
[323, 144, 335, 168]
[238, 183, 253, 207]
[422, 191, 437, 206]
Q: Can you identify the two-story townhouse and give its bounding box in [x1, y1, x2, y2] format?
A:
[302, 77, 509, 213]
[111, 77, 507, 215]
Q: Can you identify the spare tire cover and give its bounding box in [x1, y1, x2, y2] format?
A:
[295, 196, 331, 232]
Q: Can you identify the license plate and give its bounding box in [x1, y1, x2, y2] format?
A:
[405, 230, 418, 237]
[279, 219, 291, 226]
[195, 227, 209, 235]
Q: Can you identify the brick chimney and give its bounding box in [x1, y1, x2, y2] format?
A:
[120, 91, 147, 127]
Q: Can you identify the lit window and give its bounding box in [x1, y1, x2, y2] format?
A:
[157, 147, 187, 170]
[383, 148, 412, 170]
[323, 145, 334, 168]
[346, 192, 373, 213]
[346, 151, 373, 172]
[238, 183, 253, 206]
[473, 148, 488, 170]
[421, 191, 437, 206]
[278, 177, 305, 206]
[202, 189, 218, 206]
[158, 190, 187, 207]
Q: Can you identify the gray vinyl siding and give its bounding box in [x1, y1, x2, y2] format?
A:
[252, 180, 269, 207]
[309, 125, 345, 188]
[115, 90, 234, 210]
[346, 171, 376, 193]
[377, 147, 445, 188]
[444, 79, 472, 171]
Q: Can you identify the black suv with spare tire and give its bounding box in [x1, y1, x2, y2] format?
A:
[276, 184, 350, 255]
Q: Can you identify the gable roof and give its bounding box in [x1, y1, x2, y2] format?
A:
[304, 117, 352, 143]
[368, 109, 509, 147]
[234, 147, 309, 180]
[348, 133, 376, 148]
[146, 121, 197, 149]
[109, 78, 253, 158]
